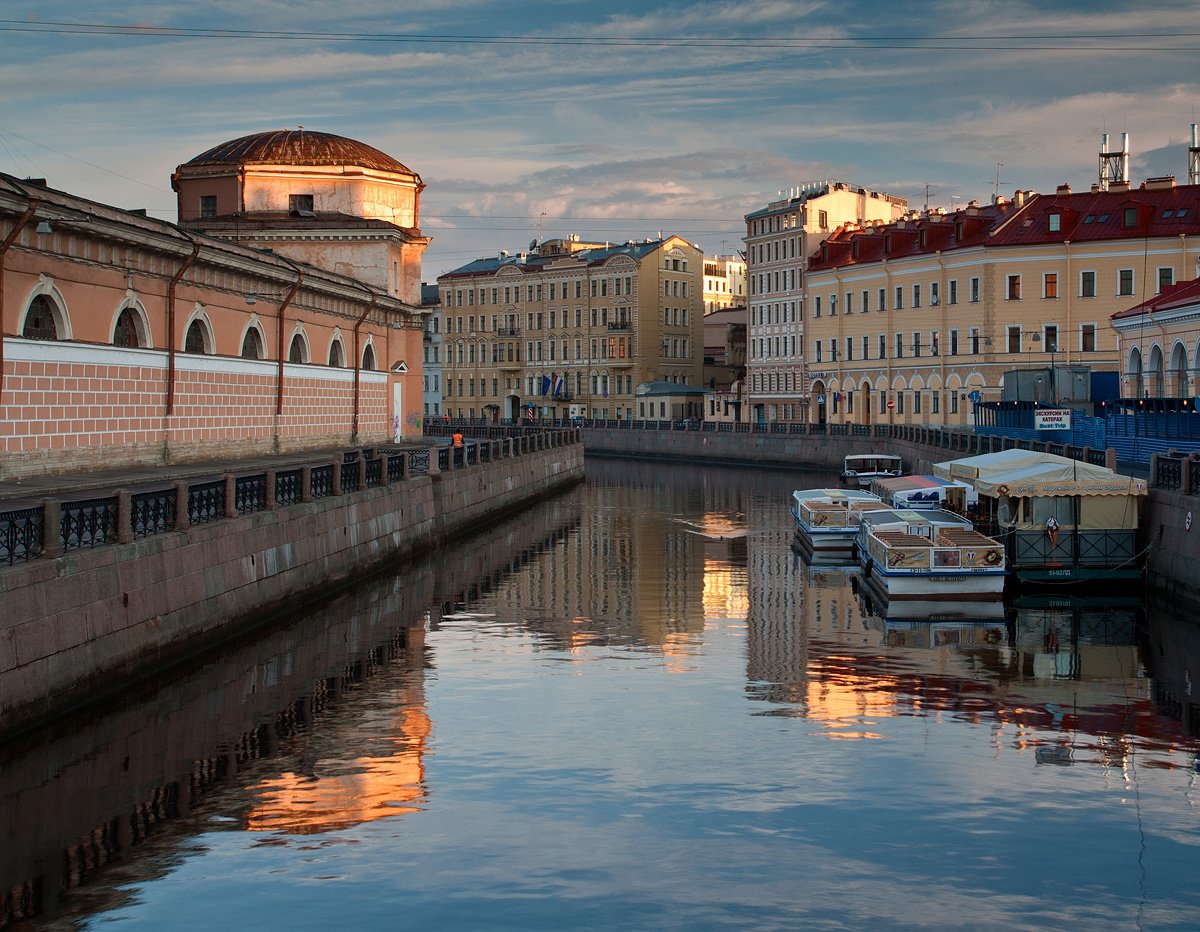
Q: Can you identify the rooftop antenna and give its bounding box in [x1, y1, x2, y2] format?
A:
[1188, 124, 1200, 186]
[991, 163, 1005, 202]
[1099, 132, 1130, 190]
[923, 184, 936, 211]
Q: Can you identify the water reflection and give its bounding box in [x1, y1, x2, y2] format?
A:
[3, 460, 1200, 929]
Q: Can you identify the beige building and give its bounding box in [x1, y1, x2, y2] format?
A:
[1111, 277, 1200, 397]
[437, 235, 703, 421]
[743, 182, 907, 424]
[703, 254, 746, 314]
[173, 129, 429, 305]
[804, 179, 1200, 426]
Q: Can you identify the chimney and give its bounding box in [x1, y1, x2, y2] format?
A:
[1056, 183, 1072, 195]
[1142, 176, 1176, 191]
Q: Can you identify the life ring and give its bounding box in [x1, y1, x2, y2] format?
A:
[985, 549, 1001, 565]
[996, 484, 1009, 496]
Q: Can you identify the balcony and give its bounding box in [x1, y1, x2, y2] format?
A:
[606, 356, 636, 367]
[607, 320, 633, 332]
[497, 357, 522, 370]
[496, 326, 521, 337]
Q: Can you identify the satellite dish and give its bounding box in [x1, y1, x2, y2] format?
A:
[529, 238, 538, 251]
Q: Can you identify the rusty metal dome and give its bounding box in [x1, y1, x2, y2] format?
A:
[182, 129, 416, 177]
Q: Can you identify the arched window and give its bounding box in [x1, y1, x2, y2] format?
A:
[241, 328, 264, 359]
[113, 308, 142, 348]
[289, 334, 308, 363]
[328, 339, 344, 367]
[362, 344, 376, 371]
[22, 295, 59, 340]
[185, 319, 209, 354]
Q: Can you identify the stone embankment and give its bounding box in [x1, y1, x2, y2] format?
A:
[0, 431, 583, 735]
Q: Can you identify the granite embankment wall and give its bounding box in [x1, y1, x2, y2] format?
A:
[584, 426, 1200, 602]
[0, 436, 583, 734]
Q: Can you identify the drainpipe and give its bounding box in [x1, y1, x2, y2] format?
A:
[166, 236, 200, 414]
[0, 190, 40, 404]
[274, 262, 303, 416]
[351, 287, 379, 441]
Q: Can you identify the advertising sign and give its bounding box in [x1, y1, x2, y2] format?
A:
[1033, 408, 1071, 430]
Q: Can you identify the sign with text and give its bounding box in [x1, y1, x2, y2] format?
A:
[1034, 408, 1072, 430]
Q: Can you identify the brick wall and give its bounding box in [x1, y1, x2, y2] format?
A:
[2, 339, 392, 477]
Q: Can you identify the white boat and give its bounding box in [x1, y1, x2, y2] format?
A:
[840, 453, 903, 489]
[869, 474, 977, 512]
[855, 508, 1007, 601]
[790, 488, 886, 555]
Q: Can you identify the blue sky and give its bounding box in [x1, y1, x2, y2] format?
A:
[2, 1, 1199, 278]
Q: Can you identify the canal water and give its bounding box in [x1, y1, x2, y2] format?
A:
[4, 459, 1200, 930]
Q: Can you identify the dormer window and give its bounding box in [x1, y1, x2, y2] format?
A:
[955, 221, 964, 240]
[289, 193, 315, 214]
[1123, 207, 1138, 227]
[199, 195, 217, 219]
[1048, 213, 1061, 232]
[883, 234, 892, 253]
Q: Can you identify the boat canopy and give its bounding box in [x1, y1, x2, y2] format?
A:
[932, 449, 1147, 499]
[871, 474, 977, 505]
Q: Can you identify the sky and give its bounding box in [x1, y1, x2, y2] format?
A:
[2, 1, 1200, 280]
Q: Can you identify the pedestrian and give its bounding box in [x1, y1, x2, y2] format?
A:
[452, 431, 464, 448]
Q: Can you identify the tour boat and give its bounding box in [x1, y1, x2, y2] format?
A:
[790, 488, 886, 555]
[840, 453, 904, 489]
[855, 508, 1007, 601]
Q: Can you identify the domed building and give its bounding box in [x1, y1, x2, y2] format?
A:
[172, 129, 428, 304]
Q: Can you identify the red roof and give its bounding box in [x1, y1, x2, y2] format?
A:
[808, 183, 1200, 272]
[1112, 277, 1200, 320]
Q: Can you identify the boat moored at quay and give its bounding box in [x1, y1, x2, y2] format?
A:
[839, 453, 904, 489]
[791, 488, 886, 555]
[855, 508, 1008, 601]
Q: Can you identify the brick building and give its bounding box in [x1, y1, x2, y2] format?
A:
[0, 131, 428, 478]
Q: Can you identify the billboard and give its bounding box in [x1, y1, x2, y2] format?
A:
[1033, 408, 1072, 430]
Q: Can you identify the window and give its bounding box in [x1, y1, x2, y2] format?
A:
[1158, 267, 1175, 292]
[1007, 326, 1021, 353]
[114, 308, 142, 348]
[895, 334, 904, 358]
[240, 328, 263, 359]
[1006, 274, 1021, 300]
[912, 332, 921, 357]
[1081, 324, 1095, 352]
[878, 288, 886, 311]
[862, 335, 869, 359]
[1123, 207, 1138, 227]
[185, 320, 209, 355]
[897, 393, 905, 414]
[914, 391, 922, 414]
[948, 280, 958, 305]
[932, 391, 940, 414]
[895, 286, 903, 310]
[879, 334, 886, 359]
[1118, 269, 1135, 296]
[931, 331, 939, 356]
[22, 295, 59, 340]
[819, 210, 828, 229]
[970, 277, 980, 303]
[829, 294, 837, 315]
[951, 392, 959, 414]
[1080, 270, 1096, 297]
[289, 194, 314, 213]
[814, 296, 822, 318]
[815, 343, 823, 363]
[1043, 325, 1058, 353]
[1043, 272, 1058, 299]
[912, 284, 921, 308]
[845, 337, 854, 361]
[930, 282, 939, 306]
[1048, 213, 1061, 232]
[199, 195, 217, 219]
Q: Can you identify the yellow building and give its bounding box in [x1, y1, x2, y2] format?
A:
[1111, 277, 1200, 396]
[744, 182, 908, 424]
[703, 254, 746, 315]
[804, 179, 1200, 426]
[437, 235, 703, 421]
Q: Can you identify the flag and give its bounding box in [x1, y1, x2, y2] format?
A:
[552, 374, 564, 397]
[541, 375, 551, 395]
